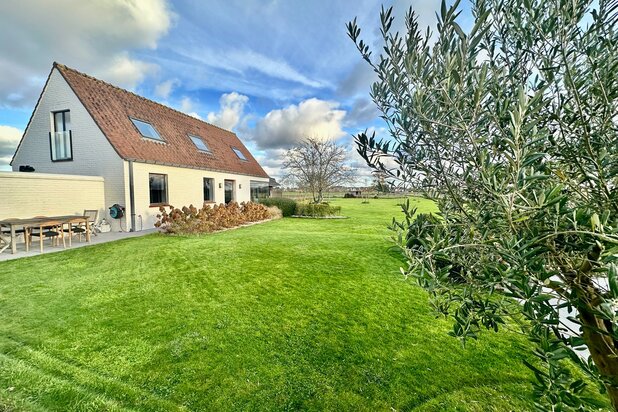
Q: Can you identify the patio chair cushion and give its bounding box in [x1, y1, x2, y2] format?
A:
[1, 228, 25, 234]
[63, 227, 86, 233]
[30, 230, 59, 238]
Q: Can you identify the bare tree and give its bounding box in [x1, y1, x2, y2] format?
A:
[283, 138, 354, 203]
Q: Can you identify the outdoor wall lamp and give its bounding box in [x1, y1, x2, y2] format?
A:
[219, 183, 222, 188]
[239, 184, 242, 189]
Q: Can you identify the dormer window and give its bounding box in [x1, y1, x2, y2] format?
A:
[232, 147, 247, 161]
[50, 110, 72, 161]
[189, 134, 211, 153]
[130, 118, 163, 141]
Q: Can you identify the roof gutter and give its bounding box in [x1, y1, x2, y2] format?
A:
[125, 158, 270, 179]
[128, 160, 136, 232]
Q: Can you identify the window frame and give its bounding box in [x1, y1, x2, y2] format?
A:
[149, 173, 169, 206]
[232, 147, 247, 161]
[49, 110, 73, 162]
[203, 177, 215, 203]
[130, 117, 164, 142]
[189, 134, 212, 153]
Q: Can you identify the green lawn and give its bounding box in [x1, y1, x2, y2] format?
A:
[0, 198, 537, 411]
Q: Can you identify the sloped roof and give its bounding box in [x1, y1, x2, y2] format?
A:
[54, 63, 268, 178]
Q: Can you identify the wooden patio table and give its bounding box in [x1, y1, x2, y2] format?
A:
[0, 215, 90, 254]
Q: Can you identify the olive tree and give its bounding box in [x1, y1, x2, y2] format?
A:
[283, 138, 354, 203]
[348, 0, 618, 409]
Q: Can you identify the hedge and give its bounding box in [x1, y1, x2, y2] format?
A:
[295, 203, 342, 217]
[259, 197, 298, 217]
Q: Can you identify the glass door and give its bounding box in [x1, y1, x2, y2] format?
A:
[224, 180, 235, 203]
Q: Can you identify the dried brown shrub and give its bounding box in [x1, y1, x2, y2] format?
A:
[265, 206, 283, 220]
[155, 201, 272, 234]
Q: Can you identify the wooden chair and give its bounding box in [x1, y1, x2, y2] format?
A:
[84, 210, 99, 236]
[62, 217, 85, 244]
[28, 219, 65, 253]
[0, 232, 10, 254]
[63, 210, 99, 242]
[1, 220, 27, 252]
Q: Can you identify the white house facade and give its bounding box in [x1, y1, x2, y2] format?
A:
[9, 63, 270, 231]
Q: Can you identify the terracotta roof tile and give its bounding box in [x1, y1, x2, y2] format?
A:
[54, 63, 269, 178]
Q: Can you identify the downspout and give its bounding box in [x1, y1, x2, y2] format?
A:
[128, 160, 136, 232]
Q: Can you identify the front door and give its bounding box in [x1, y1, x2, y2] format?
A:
[224, 180, 235, 203]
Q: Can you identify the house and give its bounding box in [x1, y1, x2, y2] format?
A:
[9, 62, 270, 231]
[268, 177, 282, 197]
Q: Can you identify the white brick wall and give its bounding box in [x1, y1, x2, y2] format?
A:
[11, 69, 127, 230]
[130, 162, 269, 229]
[0, 172, 104, 220]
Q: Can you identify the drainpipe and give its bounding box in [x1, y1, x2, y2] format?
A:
[128, 160, 136, 232]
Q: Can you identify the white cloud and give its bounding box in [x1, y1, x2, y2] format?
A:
[206, 92, 249, 131]
[0, 125, 23, 169]
[347, 152, 375, 186]
[154, 78, 179, 99]
[96, 54, 159, 89]
[180, 97, 194, 113]
[252, 98, 347, 149]
[229, 50, 326, 89]
[337, 61, 377, 98]
[0, 0, 174, 107]
[254, 149, 286, 168]
[175, 47, 328, 89]
[178, 96, 202, 119]
[345, 97, 379, 126]
[254, 150, 287, 179]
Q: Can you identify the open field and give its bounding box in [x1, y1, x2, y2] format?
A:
[0, 198, 539, 411]
[274, 190, 411, 202]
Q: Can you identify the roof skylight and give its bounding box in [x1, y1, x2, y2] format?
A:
[189, 135, 211, 153]
[130, 118, 163, 141]
[232, 147, 247, 160]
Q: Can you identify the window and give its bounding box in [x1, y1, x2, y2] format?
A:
[189, 135, 211, 153]
[203, 177, 214, 202]
[149, 173, 168, 205]
[130, 118, 163, 141]
[232, 147, 247, 160]
[250, 181, 269, 202]
[50, 110, 72, 161]
[224, 180, 235, 203]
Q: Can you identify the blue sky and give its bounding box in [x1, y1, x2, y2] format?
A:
[0, 0, 456, 179]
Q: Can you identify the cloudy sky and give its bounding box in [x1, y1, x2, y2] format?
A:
[0, 0, 459, 181]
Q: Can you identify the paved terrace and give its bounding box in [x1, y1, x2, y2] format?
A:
[0, 229, 157, 262]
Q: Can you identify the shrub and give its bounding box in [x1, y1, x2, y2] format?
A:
[349, 1, 618, 407]
[259, 197, 297, 217]
[295, 203, 341, 217]
[265, 206, 283, 220]
[155, 201, 271, 234]
[241, 201, 273, 222]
